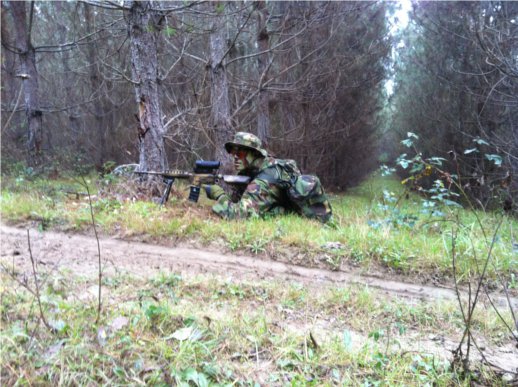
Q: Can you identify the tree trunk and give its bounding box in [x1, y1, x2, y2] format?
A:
[84, 3, 106, 168]
[10, 1, 43, 166]
[1, 5, 16, 106]
[1, 2, 22, 142]
[55, 1, 80, 151]
[209, 1, 233, 171]
[255, 1, 270, 146]
[126, 0, 167, 172]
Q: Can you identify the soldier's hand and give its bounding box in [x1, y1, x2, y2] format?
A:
[203, 184, 225, 200]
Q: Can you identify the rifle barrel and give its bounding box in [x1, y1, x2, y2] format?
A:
[135, 171, 192, 178]
[135, 171, 250, 185]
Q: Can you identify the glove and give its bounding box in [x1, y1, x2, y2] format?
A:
[203, 184, 225, 200]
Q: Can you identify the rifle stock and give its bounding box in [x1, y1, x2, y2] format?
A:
[135, 160, 250, 205]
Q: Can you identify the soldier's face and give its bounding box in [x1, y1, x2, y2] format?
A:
[231, 147, 250, 172]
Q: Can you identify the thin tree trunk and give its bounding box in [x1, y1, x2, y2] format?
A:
[84, 3, 106, 168]
[1, 3, 22, 139]
[10, 1, 43, 166]
[126, 0, 167, 172]
[1, 5, 16, 107]
[209, 1, 233, 171]
[255, 1, 270, 146]
[55, 1, 80, 150]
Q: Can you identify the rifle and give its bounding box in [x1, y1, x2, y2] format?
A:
[135, 160, 250, 205]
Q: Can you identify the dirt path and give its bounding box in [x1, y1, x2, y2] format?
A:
[1, 225, 516, 309]
[1, 225, 517, 375]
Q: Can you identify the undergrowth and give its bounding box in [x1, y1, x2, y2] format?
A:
[1, 172, 515, 285]
[1, 168, 515, 385]
[0, 269, 508, 386]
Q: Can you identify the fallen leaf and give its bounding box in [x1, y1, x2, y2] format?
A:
[165, 326, 202, 341]
[110, 316, 129, 332]
[43, 340, 65, 359]
[97, 326, 108, 347]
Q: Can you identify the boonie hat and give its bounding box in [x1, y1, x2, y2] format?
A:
[225, 132, 268, 157]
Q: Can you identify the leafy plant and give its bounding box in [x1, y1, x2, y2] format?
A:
[381, 131, 517, 379]
[144, 304, 169, 321]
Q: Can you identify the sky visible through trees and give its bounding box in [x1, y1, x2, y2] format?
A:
[385, 0, 411, 96]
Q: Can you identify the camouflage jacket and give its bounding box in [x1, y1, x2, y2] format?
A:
[212, 157, 294, 220]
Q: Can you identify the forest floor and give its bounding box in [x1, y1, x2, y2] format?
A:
[2, 223, 517, 380]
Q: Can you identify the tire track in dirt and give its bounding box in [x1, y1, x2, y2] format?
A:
[1, 225, 516, 309]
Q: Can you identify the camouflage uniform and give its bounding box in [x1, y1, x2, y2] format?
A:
[209, 132, 332, 222]
[212, 155, 295, 219]
[208, 132, 292, 219]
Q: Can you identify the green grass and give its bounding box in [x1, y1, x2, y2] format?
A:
[1, 268, 509, 386]
[1, 171, 514, 385]
[1, 173, 516, 284]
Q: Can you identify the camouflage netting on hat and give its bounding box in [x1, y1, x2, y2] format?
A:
[225, 132, 268, 157]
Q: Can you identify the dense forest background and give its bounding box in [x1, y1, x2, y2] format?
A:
[1, 1, 516, 208]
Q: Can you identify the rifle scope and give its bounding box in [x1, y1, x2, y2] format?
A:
[194, 160, 221, 174]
